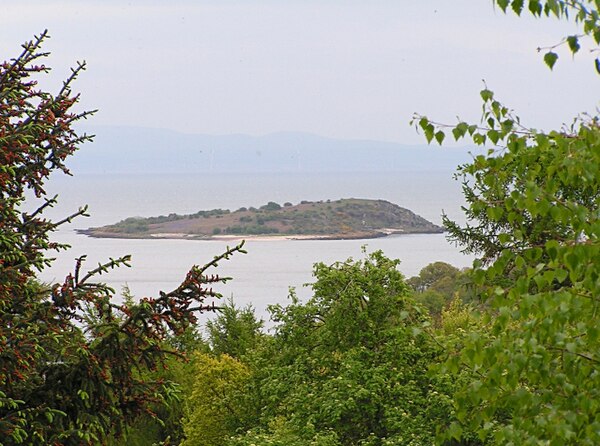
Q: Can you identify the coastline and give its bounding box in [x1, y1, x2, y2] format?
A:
[75, 228, 444, 242]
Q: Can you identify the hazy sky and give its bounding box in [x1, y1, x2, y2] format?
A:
[1, 1, 597, 143]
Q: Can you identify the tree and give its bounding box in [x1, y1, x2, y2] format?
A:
[221, 251, 466, 446]
[205, 298, 264, 359]
[408, 262, 475, 319]
[105, 291, 210, 446]
[408, 262, 461, 293]
[260, 201, 282, 211]
[0, 31, 244, 445]
[414, 2, 600, 444]
[182, 353, 251, 446]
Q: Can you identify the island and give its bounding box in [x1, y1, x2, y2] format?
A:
[78, 198, 444, 240]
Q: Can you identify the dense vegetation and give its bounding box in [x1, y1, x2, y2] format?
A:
[2, 1, 599, 445]
[410, 1, 600, 443]
[116, 256, 477, 446]
[81, 199, 442, 240]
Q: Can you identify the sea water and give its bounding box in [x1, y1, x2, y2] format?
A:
[33, 171, 474, 322]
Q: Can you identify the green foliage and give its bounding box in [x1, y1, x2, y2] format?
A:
[261, 201, 282, 211]
[225, 224, 279, 235]
[493, 0, 600, 72]
[217, 251, 464, 446]
[226, 420, 340, 446]
[417, 91, 599, 267]
[0, 32, 244, 445]
[413, 5, 600, 440]
[411, 262, 461, 291]
[205, 298, 264, 359]
[408, 262, 475, 318]
[418, 95, 600, 444]
[105, 313, 209, 446]
[182, 353, 251, 446]
[109, 217, 150, 233]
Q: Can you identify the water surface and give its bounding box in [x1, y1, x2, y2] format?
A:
[33, 171, 473, 322]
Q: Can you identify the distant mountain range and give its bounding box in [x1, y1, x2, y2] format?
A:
[68, 126, 479, 174]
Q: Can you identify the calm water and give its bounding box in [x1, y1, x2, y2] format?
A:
[33, 171, 474, 322]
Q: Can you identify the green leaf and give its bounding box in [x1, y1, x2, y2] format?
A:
[446, 355, 460, 374]
[498, 233, 511, 244]
[452, 127, 462, 140]
[452, 122, 469, 140]
[528, 0, 542, 15]
[424, 124, 435, 144]
[584, 18, 596, 34]
[555, 268, 568, 284]
[435, 130, 445, 145]
[480, 89, 494, 102]
[486, 206, 504, 221]
[501, 118, 514, 134]
[566, 35, 580, 54]
[448, 422, 463, 441]
[488, 129, 500, 144]
[544, 0, 561, 17]
[496, 0, 509, 12]
[545, 240, 559, 261]
[512, 0, 524, 15]
[544, 51, 558, 70]
[473, 133, 487, 145]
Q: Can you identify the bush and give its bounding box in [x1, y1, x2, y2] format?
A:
[260, 201, 282, 211]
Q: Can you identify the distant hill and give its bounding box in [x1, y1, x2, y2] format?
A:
[68, 126, 478, 174]
[79, 198, 444, 240]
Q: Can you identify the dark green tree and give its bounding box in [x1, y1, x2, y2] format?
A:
[408, 262, 461, 293]
[0, 31, 244, 445]
[408, 262, 476, 319]
[205, 298, 264, 359]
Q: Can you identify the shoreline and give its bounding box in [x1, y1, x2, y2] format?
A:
[75, 229, 444, 242]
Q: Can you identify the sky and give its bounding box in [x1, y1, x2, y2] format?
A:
[1, 0, 598, 144]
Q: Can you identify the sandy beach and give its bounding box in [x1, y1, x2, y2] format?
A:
[147, 233, 377, 242]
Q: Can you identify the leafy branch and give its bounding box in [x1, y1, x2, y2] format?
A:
[494, 0, 600, 72]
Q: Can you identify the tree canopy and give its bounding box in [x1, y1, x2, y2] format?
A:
[181, 251, 476, 446]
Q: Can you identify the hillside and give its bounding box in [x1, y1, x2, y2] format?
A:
[79, 198, 443, 240]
